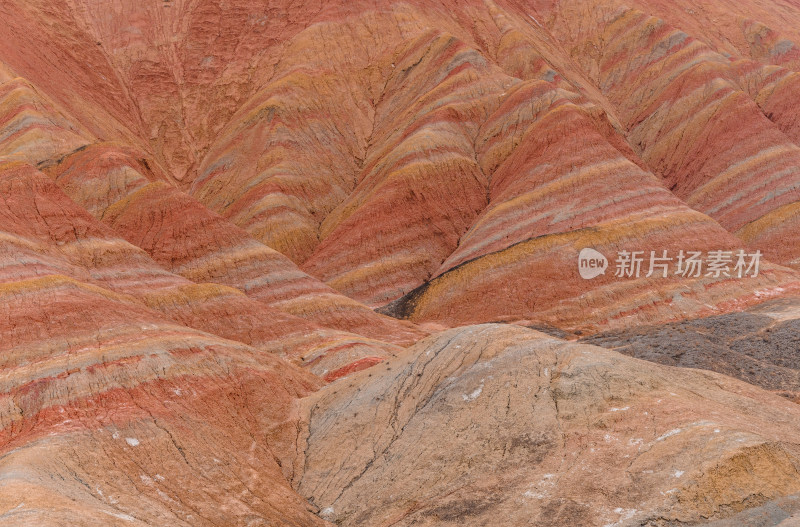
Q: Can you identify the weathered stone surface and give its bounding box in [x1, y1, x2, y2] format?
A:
[2, 0, 800, 524]
[0, 275, 328, 526]
[37, 142, 424, 347]
[297, 324, 800, 526]
[541, 0, 800, 268]
[582, 303, 800, 402]
[0, 160, 339, 525]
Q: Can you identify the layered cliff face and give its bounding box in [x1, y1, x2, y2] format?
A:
[2, 0, 800, 525]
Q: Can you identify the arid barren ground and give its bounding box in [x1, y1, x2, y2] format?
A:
[2, 0, 800, 525]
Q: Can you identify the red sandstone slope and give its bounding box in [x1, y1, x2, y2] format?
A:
[2, 0, 800, 325]
[2, 0, 800, 525]
[0, 159, 411, 370]
[0, 162, 327, 524]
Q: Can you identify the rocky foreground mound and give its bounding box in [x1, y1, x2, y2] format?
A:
[297, 325, 800, 526]
[6, 323, 800, 525]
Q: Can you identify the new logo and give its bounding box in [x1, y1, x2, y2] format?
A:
[578, 248, 608, 279]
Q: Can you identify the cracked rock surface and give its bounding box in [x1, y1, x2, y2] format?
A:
[297, 324, 800, 526]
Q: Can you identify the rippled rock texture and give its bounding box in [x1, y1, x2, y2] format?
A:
[2, 0, 800, 525]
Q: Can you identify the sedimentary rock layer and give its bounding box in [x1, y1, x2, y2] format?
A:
[42, 143, 424, 346]
[3, 0, 800, 327]
[2, 0, 800, 524]
[0, 273, 327, 525]
[297, 324, 800, 526]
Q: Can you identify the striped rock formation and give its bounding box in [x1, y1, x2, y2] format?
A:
[542, 0, 800, 269]
[1, 0, 800, 525]
[41, 143, 424, 347]
[0, 159, 403, 375]
[0, 161, 322, 524]
[3, 0, 799, 329]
